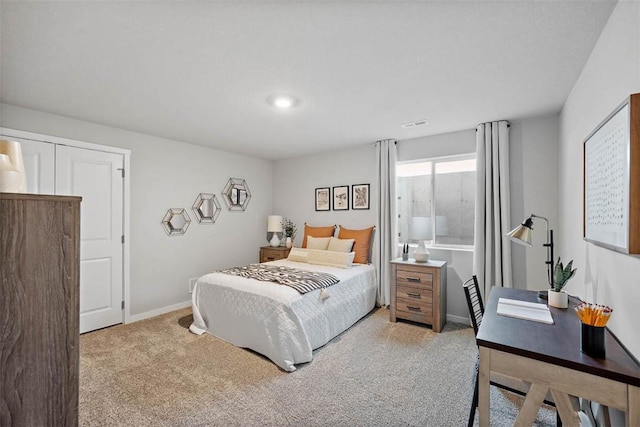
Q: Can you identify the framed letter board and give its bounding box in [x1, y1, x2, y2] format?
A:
[583, 93, 640, 254]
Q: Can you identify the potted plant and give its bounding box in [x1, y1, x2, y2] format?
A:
[282, 217, 297, 248]
[549, 257, 576, 308]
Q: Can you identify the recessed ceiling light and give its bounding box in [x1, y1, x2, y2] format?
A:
[267, 94, 300, 109]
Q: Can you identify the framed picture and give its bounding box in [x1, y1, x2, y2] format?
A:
[315, 187, 330, 211]
[332, 185, 349, 210]
[583, 93, 640, 254]
[352, 184, 370, 210]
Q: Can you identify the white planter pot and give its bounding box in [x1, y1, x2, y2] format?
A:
[548, 290, 568, 309]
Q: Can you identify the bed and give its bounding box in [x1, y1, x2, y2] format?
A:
[189, 257, 377, 371]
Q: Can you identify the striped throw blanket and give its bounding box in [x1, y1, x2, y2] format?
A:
[215, 264, 340, 294]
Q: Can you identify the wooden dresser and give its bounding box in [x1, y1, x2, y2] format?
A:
[259, 245, 291, 262]
[0, 193, 81, 426]
[390, 258, 447, 332]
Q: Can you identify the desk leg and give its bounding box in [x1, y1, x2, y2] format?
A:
[478, 347, 490, 427]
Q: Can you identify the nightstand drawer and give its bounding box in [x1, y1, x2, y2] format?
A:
[259, 246, 291, 263]
[396, 284, 432, 302]
[396, 269, 433, 289]
[396, 298, 433, 320]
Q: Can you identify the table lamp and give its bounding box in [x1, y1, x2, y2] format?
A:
[411, 216, 432, 262]
[506, 213, 554, 298]
[267, 215, 283, 247]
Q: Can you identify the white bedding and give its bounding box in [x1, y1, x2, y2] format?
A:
[189, 259, 377, 371]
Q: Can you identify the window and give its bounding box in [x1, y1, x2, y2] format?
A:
[397, 154, 476, 248]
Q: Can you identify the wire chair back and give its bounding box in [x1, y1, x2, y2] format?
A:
[463, 275, 484, 336]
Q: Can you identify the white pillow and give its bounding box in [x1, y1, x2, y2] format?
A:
[327, 237, 355, 253]
[307, 249, 355, 269]
[287, 247, 308, 263]
[306, 236, 331, 250]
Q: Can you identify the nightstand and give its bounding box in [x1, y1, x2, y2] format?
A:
[390, 258, 447, 332]
[259, 246, 291, 263]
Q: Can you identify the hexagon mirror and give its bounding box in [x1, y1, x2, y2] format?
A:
[222, 178, 251, 211]
[192, 193, 221, 224]
[161, 208, 191, 235]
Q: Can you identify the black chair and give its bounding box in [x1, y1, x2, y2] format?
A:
[463, 276, 560, 427]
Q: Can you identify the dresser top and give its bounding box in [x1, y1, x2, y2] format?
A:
[391, 258, 446, 268]
[0, 192, 82, 202]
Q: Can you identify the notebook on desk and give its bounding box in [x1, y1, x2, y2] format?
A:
[497, 298, 554, 324]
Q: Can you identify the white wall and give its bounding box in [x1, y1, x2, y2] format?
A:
[509, 114, 559, 291]
[0, 103, 274, 318]
[559, 1, 640, 359]
[397, 129, 476, 160]
[272, 143, 378, 248]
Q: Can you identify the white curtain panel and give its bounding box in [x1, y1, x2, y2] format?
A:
[374, 139, 397, 306]
[473, 121, 512, 298]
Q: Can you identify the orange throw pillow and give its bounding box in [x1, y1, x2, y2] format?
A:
[337, 226, 375, 264]
[301, 224, 336, 248]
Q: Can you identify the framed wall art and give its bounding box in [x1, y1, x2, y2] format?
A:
[332, 185, 349, 211]
[315, 187, 330, 211]
[583, 93, 639, 254]
[352, 184, 370, 210]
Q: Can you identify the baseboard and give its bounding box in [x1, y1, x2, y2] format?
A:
[447, 313, 471, 326]
[127, 300, 191, 323]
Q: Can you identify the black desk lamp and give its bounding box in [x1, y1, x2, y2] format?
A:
[506, 214, 554, 299]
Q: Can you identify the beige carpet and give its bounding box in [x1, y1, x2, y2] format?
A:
[79, 307, 555, 426]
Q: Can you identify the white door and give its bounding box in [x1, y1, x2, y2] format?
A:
[5, 137, 55, 194]
[56, 145, 124, 333]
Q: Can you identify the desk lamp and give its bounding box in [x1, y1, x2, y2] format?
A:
[506, 213, 554, 298]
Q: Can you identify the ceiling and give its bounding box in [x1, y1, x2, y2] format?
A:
[0, 1, 616, 160]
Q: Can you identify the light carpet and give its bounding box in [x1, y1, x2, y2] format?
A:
[79, 307, 556, 426]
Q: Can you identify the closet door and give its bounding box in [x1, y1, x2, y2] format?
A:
[56, 145, 124, 333]
[9, 137, 55, 194]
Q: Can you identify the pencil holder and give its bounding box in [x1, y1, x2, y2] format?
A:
[581, 323, 605, 358]
[402, 253, 408, 261]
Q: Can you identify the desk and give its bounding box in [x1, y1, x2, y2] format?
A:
[476, 288, 640, 427]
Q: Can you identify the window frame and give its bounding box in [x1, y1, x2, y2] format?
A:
[397, 152, 476, 251]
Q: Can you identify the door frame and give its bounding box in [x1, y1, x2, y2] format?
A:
[0, 127, 132, 325]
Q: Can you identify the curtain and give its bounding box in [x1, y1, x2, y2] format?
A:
[473, 121, 512, 298]
[374, 139, 397, 306]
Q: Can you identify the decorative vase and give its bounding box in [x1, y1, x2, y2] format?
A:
[548, 290, 568, 309]
[285, 237, 292, 248]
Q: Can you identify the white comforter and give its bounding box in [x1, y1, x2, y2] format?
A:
[189, 259, 377, 371]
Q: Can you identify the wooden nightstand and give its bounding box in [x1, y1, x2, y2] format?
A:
[390, 258, 447, 332]
[259, 246, 291, 263]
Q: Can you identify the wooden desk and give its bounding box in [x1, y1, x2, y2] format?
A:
[476, 288, 640, 427]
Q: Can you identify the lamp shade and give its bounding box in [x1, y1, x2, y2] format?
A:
[267, 215, 283, 233]
[411, 217, 432, 241]
[507, 218, 534, 247]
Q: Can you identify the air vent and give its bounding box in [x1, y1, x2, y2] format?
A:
[401, 120, 429, 129]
